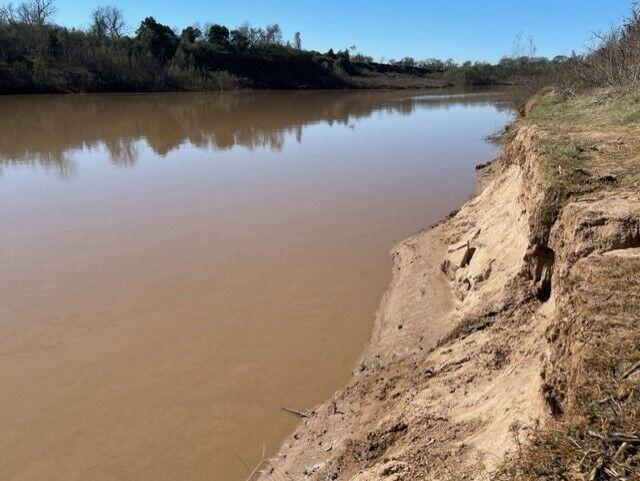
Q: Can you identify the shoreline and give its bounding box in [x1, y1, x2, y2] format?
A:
[259, 88, 640, 480]
[259, 101, 537, 481]
[0, 82, 454, 96]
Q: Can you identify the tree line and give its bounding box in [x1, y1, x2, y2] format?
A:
[0, 0, 359, 92]
[3, 0, 632, 94]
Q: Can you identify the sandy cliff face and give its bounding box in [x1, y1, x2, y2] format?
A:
[259, 90, 640, 481]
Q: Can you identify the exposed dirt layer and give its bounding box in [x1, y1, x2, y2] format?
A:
[259, 89, 640, 481]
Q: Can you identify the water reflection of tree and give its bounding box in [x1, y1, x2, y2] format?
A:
[0, 151, 76, 179]
[0, 90, 511, 172]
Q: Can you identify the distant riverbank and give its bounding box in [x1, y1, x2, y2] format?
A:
[1, 10, 553, 94]
[0, 13, 449, 93]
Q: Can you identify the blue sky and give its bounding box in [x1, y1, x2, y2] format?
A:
[38, 0, 635, 62]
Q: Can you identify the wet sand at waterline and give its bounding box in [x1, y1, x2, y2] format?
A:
[0, 90, 511, 481]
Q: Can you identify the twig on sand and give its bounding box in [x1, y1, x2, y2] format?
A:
[621, 360, 640, 379]
[282, 406, 311, 418]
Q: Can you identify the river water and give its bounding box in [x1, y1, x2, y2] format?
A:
[0, 89, 511, 481]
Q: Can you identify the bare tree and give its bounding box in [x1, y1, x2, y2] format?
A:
[16, 0, 56, 26]
[0, 3, 16, 24]
[587, 5, 640, 86]
[104, 5, 125, 38]
[511, 32, 537, 59]
[261, 23, 282, 45]
[91, 5, 125, 39]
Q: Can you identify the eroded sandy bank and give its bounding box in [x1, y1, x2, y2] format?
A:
[259, 89, 640, 480]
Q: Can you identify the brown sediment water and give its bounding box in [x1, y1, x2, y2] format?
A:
[0, 89, 512, 481]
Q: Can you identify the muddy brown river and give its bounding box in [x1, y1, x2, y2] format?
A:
[0, 89, 511, 481]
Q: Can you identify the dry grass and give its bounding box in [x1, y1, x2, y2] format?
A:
[525, 89, 640, 130]
[493, 87, 640, 480]
[494, 253, 640, 481]
[519, 88, 640, 242]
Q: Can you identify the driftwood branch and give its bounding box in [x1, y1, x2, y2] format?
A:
[282, 406, 311, 418]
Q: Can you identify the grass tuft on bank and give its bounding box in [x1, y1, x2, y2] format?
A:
[516, 88, 640, 242]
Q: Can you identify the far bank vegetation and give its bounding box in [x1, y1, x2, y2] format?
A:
[1, 0, 573, 93]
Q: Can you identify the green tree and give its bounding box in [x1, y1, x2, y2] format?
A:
[207, 24, 229, 47]
[398, 56, 415, 67]
[180, 26, 201, 44]
[135, 17, 178, 63]
[230, 26, 250, 51]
